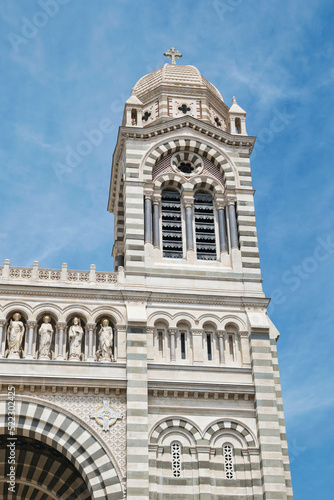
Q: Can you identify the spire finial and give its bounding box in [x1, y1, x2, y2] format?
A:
[232, 96, 237, 104]
[163, 47, 182, 65]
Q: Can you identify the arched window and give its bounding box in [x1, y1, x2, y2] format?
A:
[171, 442, 182, 477]
[161, 189, 183, 258]
[194, 191, 216, 260]
[235, 117, 241, 134]
[223, 444, 235, 479]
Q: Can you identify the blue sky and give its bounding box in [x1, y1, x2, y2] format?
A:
[1, 0, 334, 497]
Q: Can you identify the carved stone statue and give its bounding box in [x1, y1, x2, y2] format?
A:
[38, 315, 53, 359]
[97, 319, 114, 362]
[68, 317, 83, 361]
[7, 312, 25, 358]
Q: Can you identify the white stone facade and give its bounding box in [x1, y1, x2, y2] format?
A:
[0, 55, 293, 499]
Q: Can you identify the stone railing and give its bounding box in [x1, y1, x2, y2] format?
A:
[0, 260, 118, 286]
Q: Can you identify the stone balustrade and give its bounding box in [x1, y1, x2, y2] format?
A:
[0, 260, 119, 286]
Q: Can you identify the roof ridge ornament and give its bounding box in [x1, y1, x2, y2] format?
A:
[164, 47, 182, 65]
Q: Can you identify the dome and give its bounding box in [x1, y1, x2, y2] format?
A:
[132, 63, 223, 101]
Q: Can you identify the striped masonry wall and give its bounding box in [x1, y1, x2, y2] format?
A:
[149, 417, 262, 499]
[270, 338, 294, 499]
[126, 326, 149, 499]
[249, 331, 290, 500]
[0, 399, 123, 500]
[124, 182, 145, 273]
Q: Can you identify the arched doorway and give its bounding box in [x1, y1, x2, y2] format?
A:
[0, 434, 90, 499]
[0, 399, 124, 499]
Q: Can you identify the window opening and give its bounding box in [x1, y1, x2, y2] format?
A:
[214, 116, 222, 127]
[235, 117, 241, 134]
[180, 332, 186, 360]
[172, 442, 181, 477]
[158, 330, 163, 353]
[178, 104, 191, 114]
[178, 161, 194, 174]
[194, 191, 216, 260]
[206, 333, 212, 361]
[143, 111, 151, 122]
[161, 190, 183, 258]
[223, 444, 235, 479]
[131, 109, 137, 125]
[229, 335, 234, 358]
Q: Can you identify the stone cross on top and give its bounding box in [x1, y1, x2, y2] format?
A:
[164, 47, 182, 65]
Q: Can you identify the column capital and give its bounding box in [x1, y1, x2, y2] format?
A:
[27, 320, 37, 328]
[226, 196, 237, 205]
[217, 329, 226, 338]
[146, 327, 155, 334]
[152, 192, 161, 205]
[144, 189, 154, 200]
[86, 323, 96, 332]
[56, 322, 67, 331]
[182, 191, 194, 208]
[239, 330, 249, 337]
[168, 327, 178, 336]
[191, 328, 204, 336]
[0, 319, 7, 327]
[214, 195, 227, 210]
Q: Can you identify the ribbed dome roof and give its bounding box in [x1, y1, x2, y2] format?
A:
[132, 63, 223, 101]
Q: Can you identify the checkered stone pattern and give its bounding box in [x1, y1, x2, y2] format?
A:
[35, 392, 126, 479]
[152, 152, 225, 187]
[0, 399, 123, 500]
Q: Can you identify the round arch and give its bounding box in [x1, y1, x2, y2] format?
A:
[141, 137, 238, 189]
[0, 397, 123, 499]
[150, 417, 202, 445]
[203, 419, 257, 448]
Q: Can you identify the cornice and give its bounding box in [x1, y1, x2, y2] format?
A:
[0, 284, 270, 308]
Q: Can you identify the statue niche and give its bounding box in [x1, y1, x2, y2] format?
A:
[67, 316, 84, 361]
[96, 318, 114, 362]
[38, 315, 55, 360]
[6, 312, 25, 359]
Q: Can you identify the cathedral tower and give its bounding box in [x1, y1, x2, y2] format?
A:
[0, 49, 293, 499]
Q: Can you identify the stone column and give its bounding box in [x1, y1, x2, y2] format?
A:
[182, 192, 195, 258]
[86, 323, 96, 361]
[191, 329, 204, 364]
[144, 195, 152, 243]
[146, 327, 155, 362]
[168, 328, 177, 362]
[228, 199, 239, 249]
[0, 320, 6, 358]
[214, 195, 228, 254]
[152, 193, 161, 248]
[56, 322, 67, 360]
[217, 330, 225, 365]
[26, 321, 37, 359]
